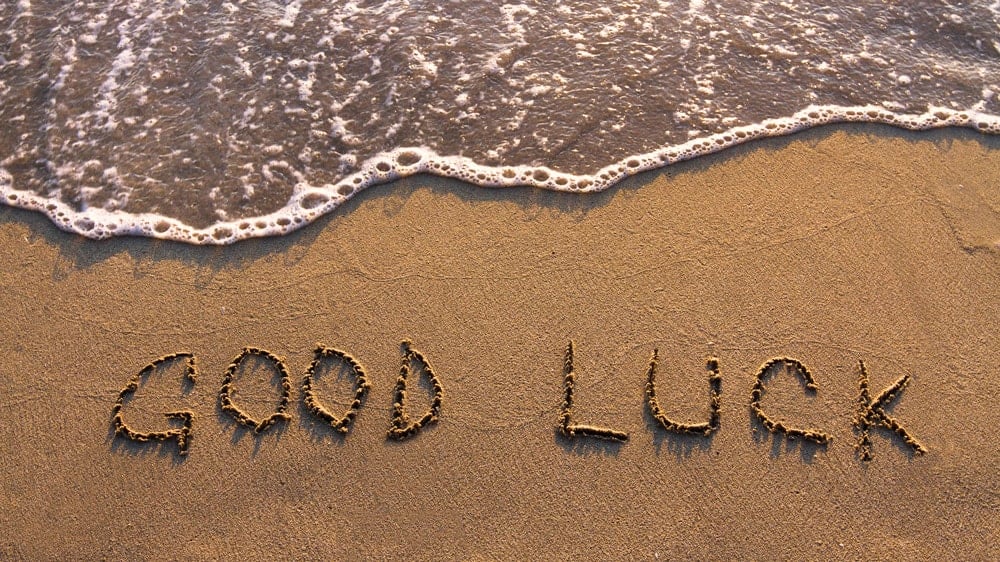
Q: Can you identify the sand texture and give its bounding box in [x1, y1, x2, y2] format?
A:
[1, 126, 998, 559]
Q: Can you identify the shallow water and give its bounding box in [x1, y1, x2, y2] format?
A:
[2, 1, 999, 243]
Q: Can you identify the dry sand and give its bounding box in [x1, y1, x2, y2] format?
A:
[1, 125, 998, 560]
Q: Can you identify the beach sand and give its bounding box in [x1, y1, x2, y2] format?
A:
[1, 125, 997, 559]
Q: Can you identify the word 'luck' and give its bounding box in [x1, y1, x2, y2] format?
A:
[112, 340, 926, 461]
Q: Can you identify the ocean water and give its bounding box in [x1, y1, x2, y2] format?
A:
[2, 1, 999, 244]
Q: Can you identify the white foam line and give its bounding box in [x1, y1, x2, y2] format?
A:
[1, 104, 998, 245]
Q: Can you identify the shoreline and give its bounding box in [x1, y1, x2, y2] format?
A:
[3, 114, 999, 245]
[1, 124, 998, 559]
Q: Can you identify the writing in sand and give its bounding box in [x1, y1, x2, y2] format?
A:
[112, 340, 926, 462]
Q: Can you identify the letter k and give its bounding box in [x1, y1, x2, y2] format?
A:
[854, 360, 928, 461]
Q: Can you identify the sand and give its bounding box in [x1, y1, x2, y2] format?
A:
[1, 125, 998, 560]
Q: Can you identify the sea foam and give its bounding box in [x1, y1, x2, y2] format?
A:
[1, 1, 998, 244]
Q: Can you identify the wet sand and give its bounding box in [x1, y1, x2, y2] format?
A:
[1, 125, 998, 559]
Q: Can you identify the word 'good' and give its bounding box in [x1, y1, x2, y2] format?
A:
[112, 341, 925, 460]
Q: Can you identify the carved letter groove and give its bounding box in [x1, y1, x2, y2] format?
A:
[854, 359, 927, 461]
[302, 345, 371, 435]
[557, 340, 630, 441]
[112, 352, 197, 456]
[387, 340, 444, 440]
[219, 347, 292, 434]
[750, 357, 832, 445]
[645, 350, 722, 436]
